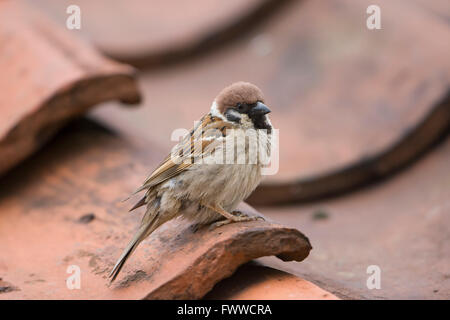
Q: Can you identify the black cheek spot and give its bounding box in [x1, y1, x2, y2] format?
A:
[225, 109, 241, 123]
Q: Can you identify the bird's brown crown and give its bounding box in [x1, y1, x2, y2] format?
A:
[215, 82, 265, 113]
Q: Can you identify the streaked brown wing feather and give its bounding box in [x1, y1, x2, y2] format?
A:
[129, 114, 233, 211]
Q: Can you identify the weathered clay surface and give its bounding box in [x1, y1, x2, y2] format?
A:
[92, 0, 450, 205]
[0, 0, 141, 177]
[32, 0, 292, 67]
[0, 119, 311, 300]
[258, 135, 450, 299]
[205, 262, 338, 300]
[142, 207, 311, 300]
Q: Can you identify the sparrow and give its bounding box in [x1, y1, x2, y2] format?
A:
[109, 82, 273, 282]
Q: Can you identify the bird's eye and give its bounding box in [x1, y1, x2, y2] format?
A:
[236, 103, 246, 112]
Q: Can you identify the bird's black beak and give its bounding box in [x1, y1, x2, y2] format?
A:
[251, 102, 271, 116]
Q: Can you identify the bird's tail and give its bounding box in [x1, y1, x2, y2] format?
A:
[109, 217, 160, 283]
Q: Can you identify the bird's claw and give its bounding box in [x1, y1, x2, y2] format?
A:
[232, 210, 265, 221]
[209, 211, 265, 230]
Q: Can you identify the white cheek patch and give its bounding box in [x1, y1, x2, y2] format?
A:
[210, 100, 227, 121]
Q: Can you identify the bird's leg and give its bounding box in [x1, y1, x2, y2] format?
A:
[201, 203, 264, 229]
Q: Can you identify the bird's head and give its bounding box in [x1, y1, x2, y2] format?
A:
[212, 82, 272, 130]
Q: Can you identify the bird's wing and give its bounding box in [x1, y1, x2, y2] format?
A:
[128, 114, 234, 211]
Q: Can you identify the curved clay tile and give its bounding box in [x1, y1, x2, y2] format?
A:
[0, 0, 141, 177]
[0, 119, 312, 299]
[32, 0, 293, 67]
[205, 263, 339, 300]
[258, 136, 450, 299]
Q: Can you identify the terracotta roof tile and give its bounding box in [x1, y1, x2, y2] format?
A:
[0, 0, 141, 177]
[0, 119, 312, 299]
